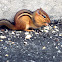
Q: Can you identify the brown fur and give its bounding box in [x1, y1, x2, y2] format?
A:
[0, 8, 51, 31]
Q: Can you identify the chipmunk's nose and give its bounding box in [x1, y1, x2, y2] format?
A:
[45, 23, 49, 26]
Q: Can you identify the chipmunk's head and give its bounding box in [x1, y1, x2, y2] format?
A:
[34, 8, 51, 27]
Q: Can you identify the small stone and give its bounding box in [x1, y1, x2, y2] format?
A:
[35, 32, 39, 34]
[58, 43, 60, 45]
[25, 32, 29, 35]
[25, 34, 32, 39]
[55, 29, 59, 31]
[44, 30, 49, 33]
[12, 42, 15, 44]
[53, 26, 58, 29]
[44, 26, 49, 30]
[53, 26, 59, 31]
[6, 60, 9, 62]
[61, 45, 62, 47]
[24, 42, 27, 45]
[0, 36, 6, 39]
[55, 46, 58, 49]
[3, 46, 7, 49]
[54, 38, 59, 42]
[43, 26, 49, 33]
[42, 46, 46, 50]
[44, 25, 52, 30]
[43, 25, 52, 33]
[16, 34, 20, 36]
[59, 33, 62, 36]
[9, 41, 12, 42]
[50, 36, 52, 38]
[57, 50, 61, 53]
[5, 54, 9, 57]
[0, 40, 3, 41]
[41, 30, 44, 32]
[48, 42, 49, 44]
[52, 30, 56, 33]
[11, 31, 15, 34]
[53, 56, 55, 59]
[8, 38, 11, 40]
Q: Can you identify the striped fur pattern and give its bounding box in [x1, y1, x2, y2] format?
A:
[0, 8, 51, 31]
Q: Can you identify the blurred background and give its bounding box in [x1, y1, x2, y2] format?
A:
[0, 0, 62, 21]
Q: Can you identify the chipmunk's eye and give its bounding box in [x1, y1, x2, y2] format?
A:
[42, 15, 46, 18]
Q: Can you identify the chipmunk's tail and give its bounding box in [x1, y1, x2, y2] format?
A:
[0, 19, 17, 30]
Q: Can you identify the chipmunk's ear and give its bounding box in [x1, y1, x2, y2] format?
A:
[40, 8, 43, 11]
[40, 8, 42, 10]
[36, 10, 41, 15]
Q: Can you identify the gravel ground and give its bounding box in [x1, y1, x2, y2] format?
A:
[0, 20, 62, 62]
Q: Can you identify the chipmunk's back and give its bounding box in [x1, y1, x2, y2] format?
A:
[14, 9, 33, 21]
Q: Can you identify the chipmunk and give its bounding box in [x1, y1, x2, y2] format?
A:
[0, 8, 50, 31]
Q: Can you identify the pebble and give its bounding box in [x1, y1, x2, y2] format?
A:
[24, 42, 28, 45]
[55, 46, 58, 49]
[9, 41, 12, 42]
[53, 56, 55, 59]
[42, 46, 46, 50]
[5, 54, 9, 57]
[57, 50, 61, 53]
[16, 33, 20, 36]
[44, 29, 49, 33]
[61, 45, 62, 47]
[48, 42, 50, 44]
[8, 38, 11, 40]
[6, 60, 9, 62]
[41, 25, 59, 33]
[25, 34, 32, 39]
[25, 32, 32, 39]
[43, 25, 52, 33]
[0, 40, 3, 41]
[53, 26, 58, 29]
[35, 32, 39, 34]
[59, 33, 62, 36]
[25, 32, 29, 35]
[58, 43, 60, 45]
[11, 31, 15, 34]
[54, 38, 59, 42]
[55, 29, 59, 31]
[0, 36, 6, 39]
[52, 30, 56, 33]
[53, 26, 59, 31]
[43, 26, 49, 33]
[11, 42, 15, 44]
